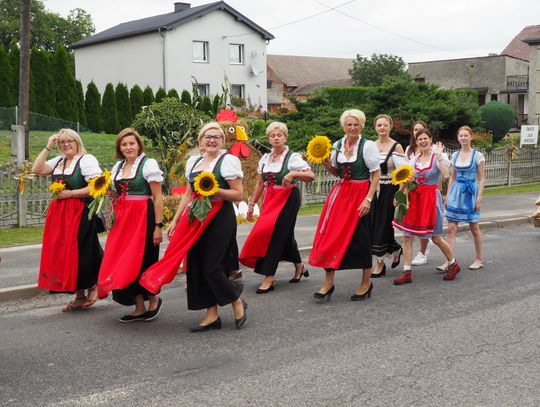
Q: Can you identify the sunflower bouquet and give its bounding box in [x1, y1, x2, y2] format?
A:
[391, 164, 416, 223]
[42, 179, 66, 215]
[305, 135, 333, 193]
[188, 171, 219, 223]
[87, 170, 113, 220]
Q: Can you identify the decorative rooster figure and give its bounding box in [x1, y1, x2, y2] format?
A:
[216, 109, 250, 158]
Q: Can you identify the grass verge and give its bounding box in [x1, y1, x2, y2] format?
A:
[0, 226, 44, 247]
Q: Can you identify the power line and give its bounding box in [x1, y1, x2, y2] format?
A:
[313, 0, 473, 57]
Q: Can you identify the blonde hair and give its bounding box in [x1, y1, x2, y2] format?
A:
[457, 126, 473, 137]
[58, 128, 86, 155]
[340, 109, 366, 129]
[374, 114, 393, 128]
[266, 121, 288, 137]
[198, 122, 225, 144]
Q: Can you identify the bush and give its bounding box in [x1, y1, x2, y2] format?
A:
[167, 88, 180, 99]
[102, 83, 119, 134]
[115, 83, 132, 129]
[180, 90, 191, 105]
[155, 87, 166, 103]
[129, 85, 144, 117]
[478, 101, 515, 143]
[143, 86, 154, 106]
[85, 81, 102, 132]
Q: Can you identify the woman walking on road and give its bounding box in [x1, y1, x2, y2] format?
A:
[309, 109, 380, 302]
[240, 121, 314, 293]
[33, 129, 103, 312]
[392, 128, 461, 283]
[439, 126, 485, 271]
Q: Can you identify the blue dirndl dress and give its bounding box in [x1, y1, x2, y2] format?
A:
[446, 149, 480, 223]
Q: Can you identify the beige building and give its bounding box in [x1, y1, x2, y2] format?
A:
[525, 37, 540, 125]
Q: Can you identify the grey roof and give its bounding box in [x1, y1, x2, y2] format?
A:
[71, 1, 274, 49]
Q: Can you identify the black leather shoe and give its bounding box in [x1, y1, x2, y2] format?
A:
[118, 313, 146, 323]
[289, 264, 310, 283]
[313, 285, 335, 302]
[350, 283, 373, 301]
[143, 297, 162, 322]
[391, 248, 403, 269]
[256, 281, 275, 294]
[235, 300, 247, 330]
[190, 317, 222, 333]
[371, 263, 386, 278]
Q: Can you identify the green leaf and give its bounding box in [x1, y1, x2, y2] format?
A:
[188, 197, 212, 223]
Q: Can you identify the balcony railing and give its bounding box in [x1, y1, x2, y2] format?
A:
[506, 75, 528, 91]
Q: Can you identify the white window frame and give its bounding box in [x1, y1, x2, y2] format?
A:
[231, 84, 245, 99]
[196, 84, 210, 97]
[229, 44, 244, 65]
[193, 41, 209, 63]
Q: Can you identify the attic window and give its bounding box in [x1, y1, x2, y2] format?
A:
[193, 41, 208, 63]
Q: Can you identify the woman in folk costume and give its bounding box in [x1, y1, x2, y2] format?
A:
[440, 125, 485, 271]
[32, 129, 103, 312]
[370, 114, 407, 278]
[392, 128, 461, 283]
[240, 121, 315, 293]
[309, 109, 380, 302]
[139, 122, 247, 332]
[97, 128, 164, 322]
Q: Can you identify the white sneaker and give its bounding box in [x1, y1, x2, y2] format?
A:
[412, 252, 428, 266]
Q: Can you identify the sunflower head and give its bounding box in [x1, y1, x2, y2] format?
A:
[306, 135, 332, 164]
[391, 164, 414, 185]
[49, 180, 65, 194]
[194, 171, 219, 197]
[89, 170, 112, 198]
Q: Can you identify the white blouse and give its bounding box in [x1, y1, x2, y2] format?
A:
[257, 146, 311, 174]
[415, 152, 450, 170]
[46, 154, 102, 182]
[111, 153, 164, 183]
[185, 150, 243, 180]
[330, 136, 380, 172]
[451, 150, 485, 167]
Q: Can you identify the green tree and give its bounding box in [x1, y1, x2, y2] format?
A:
[143, 86, 154, 106]
[115, 83, 132, 129]
[75, 80, 87, 127]
[0, 0, 95, 50]
[211, 94, 222, 116]
[54, 45, 78, 121]
[200, 96, 212, 114]
[0, 45, 13, 106]
[155, 87, 166, 103]
[478, 101, 515, 142]
[130, 85, 144, 117]
[349, 53, 409, 86]
[102, 83, 119, 134]
[29, 47, 56, 115]
[85, 81, 102, 132]
[167, 88, 180, 99]
[180, 89, 192, 105]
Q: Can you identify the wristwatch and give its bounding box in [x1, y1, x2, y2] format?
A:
[156, 222, 164, 228]
[365, 197, 372, 203]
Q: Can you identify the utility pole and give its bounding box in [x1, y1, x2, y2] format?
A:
[18, 0, 31, 159]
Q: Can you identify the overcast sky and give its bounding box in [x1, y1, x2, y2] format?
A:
[43, 0, 540, 62]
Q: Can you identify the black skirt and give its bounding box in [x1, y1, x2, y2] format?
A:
[186, 201, 243, 310]
[76, 205, 103, 290]
[112, 200, 159, 306]
[371, 183, 401, 257]
[254, 187, 302, 276]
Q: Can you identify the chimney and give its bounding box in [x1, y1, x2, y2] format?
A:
[174, 2, 191, 12]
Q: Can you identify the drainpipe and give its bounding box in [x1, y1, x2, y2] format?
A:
[158, 27, 167, 90]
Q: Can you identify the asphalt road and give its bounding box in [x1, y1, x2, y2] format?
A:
[1, 224, 539, 406]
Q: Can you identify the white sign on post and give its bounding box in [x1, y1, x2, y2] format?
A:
[520, 125, 539, 147]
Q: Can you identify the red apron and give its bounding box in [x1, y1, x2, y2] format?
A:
[38, 198, 84, 292]
[239, 184, 293, 268]
[309, 179, 369, 270]
[392, 185, 437, 235]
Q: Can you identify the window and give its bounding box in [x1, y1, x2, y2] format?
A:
[491, 94, 498, 101]
[196, 84, 209, 97]
[229, 44, 244, 64]
[414, 77, 425, 83]
[193, 41, 208, 62]
[231, 84, 245, 98]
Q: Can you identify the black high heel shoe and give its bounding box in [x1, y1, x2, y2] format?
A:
[371, 263, 386, 278]
[350, 283, 373, 301]
[391, 248, 403, 269]
[289, 264, 310, 283]
[190, 317, 222, 333]
[235, 300, 247, 330]
[256, 281, 275, 294]
[313, 285, 335, 302]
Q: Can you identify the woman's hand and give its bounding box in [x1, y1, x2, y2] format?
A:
[153, 226, 163, 246]
[393, 198, 397, 207]
[166, 219, 177, 240]
[475, 198, 481, 211]
[432, 141, 445, 157]
[357, 198, 371, 218]
[246, 206, 254, 221]
[282, 173, 294, 188]
[57, 189, 73, 199]
[46, 134, 59, 150]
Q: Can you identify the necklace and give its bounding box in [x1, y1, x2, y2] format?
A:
[271, 149, 284, 162]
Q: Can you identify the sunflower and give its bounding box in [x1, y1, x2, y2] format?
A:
[49, 180, 65, 194]
[194, 171, 219, 197]
[391, 164, 414, 185]
[89, 170, 112, 199]
[306, 135, 332, 164]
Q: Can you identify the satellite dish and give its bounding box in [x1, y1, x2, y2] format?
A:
[251, 62, 263, 76]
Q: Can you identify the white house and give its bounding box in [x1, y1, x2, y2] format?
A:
[71, 2, 274, 109]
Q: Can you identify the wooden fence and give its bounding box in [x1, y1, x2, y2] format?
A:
[2, 146, 540, 227]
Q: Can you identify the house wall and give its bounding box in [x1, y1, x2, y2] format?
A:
[529, 43, 540, 125]
[74, 9, 269, 109]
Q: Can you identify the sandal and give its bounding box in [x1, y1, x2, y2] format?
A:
[82, 286, 98, 309]
[62, 297, 86, 312]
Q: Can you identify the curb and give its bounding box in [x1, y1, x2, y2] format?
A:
[0, 216, 533, 302]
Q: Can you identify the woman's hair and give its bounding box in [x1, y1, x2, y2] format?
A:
[115, 127, 144, 159]
[265, 121, 288, 137]
[408, 120, 428, 158]
[197, 121, 225, 143]
[340, 109, 366, 129]
[58, 128, 86, 155]
[415, 127, 432, 140]
[457, 125, 473, 137]
[373, 114, 393, 129]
